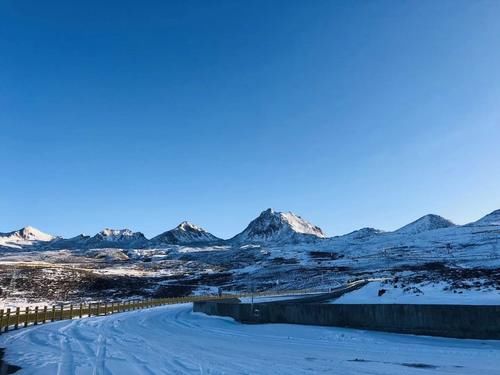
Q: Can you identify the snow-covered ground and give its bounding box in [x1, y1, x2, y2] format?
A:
[332, 281, 500, 305]
[1, 304, 499, 374]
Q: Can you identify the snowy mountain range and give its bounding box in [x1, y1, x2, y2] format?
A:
[1, 208, 499, 251]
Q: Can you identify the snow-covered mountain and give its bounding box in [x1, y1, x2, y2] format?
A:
[394, 214, 455, 235]
[0, 226, 55, 249]
[49, 234, 92, 249]
[230, 208, 325, 244]
[339, 227, 383, 241]
[2, 208, 499, 252]
[87, 228, 148, 248]
[471, 209, 500, 227]
[151, 222, 221, 245]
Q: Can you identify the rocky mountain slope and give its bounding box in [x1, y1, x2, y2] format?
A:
[471, 209, 500, 227]
[0, 226, 55, 249]
[151, 222, 221, 245]
[394, 214, 455, 235]
[229, 208, 325, 244]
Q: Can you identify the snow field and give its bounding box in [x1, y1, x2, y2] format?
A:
[0, 303, 499, 374]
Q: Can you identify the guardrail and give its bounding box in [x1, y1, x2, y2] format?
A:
[0, 288, 325, 334]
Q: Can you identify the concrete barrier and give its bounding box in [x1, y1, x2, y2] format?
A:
[193, 301, 500, 340]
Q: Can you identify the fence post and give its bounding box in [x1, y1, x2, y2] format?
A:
[89, 303, 92, 317]
[69, 304, 73, 319]
[34, 307, 39, 325]
[79, 303, 83, 318]
[0, 309, 3, 333]
[51, 306, 56, 322]
[43, 306, 48, 323]
[5, 309, 10, 332]
[14, 307, 20, 330]
[59, 305, 64, 320]
[24, 307, 29, 327]
[96, 303, 100, 316]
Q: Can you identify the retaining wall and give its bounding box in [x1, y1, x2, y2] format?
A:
[193, 301, 500, 339]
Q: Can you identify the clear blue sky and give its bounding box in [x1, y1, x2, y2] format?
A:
[1, 0, 500, 239]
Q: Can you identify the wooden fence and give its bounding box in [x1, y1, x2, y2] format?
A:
[0, 288, 322, 334]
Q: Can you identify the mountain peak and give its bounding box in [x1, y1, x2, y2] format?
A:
[230, 208, 325, 243]
[176, 221, 204, 232]
[18, 226, 54, 241]
[395, 214, 455, 235]
[341, 227, 383, 240]
[152, 222, 220, 245]
[0, 226, 55, 249]
[26, 226, 53, 240]
[99, 228, 136, 237]
[90, 228, 148, 248]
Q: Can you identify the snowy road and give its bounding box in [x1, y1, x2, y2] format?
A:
[0, 303, 499, 374]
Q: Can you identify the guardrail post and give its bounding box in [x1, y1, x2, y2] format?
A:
[5, 309, 10, 332]
[24, 307, 29, 327]
[15, 307, 20, 329]
[34, 307, 39, 325]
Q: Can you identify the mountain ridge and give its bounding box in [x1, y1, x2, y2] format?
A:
[2, 208, 500, 250]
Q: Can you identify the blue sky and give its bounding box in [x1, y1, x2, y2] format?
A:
[1, 1, 500, 239]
